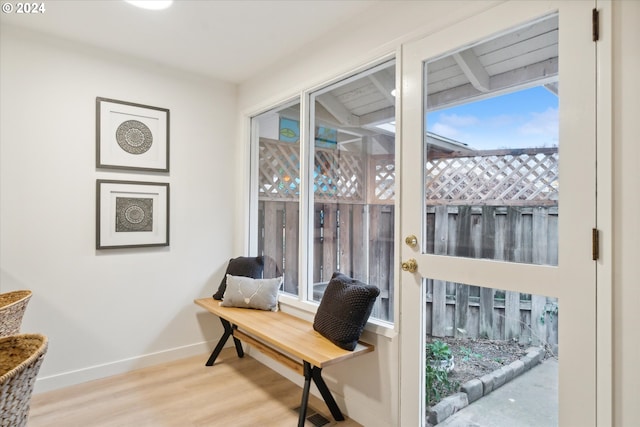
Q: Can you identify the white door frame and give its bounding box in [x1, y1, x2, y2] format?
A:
[594, 1, 613, 425]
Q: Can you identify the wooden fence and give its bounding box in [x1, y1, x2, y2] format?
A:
[258, 200, 560, 346]
[257, 137, 560, 342]
[424, 205, 559, 347]
[258, 200, 394, 321]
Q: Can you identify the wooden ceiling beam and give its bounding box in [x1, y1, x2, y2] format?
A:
[544, 82, 559, 95]
[316, 93, 360, 127]
[368, 71, 396, 105]
[359, 106, 395, 127]
[453, 48, 491, 93]
[428, 57, 558, 110]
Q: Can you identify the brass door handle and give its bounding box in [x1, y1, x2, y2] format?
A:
[405, 235, 418, 248]
[401, 258, 418, 273]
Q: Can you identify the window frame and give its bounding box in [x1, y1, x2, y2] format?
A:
[247, 54, 399, 335]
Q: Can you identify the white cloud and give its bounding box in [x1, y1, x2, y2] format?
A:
[429, 104, 559, 150]
[439, 113, 480, 127]
[518, 107, 559, 137]
[429, 113, 480, 141]
[431, 122, 461, 139]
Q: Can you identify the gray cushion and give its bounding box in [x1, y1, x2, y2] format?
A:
[220, 275, 282, 311]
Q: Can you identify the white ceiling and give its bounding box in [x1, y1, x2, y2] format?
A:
[0, 0, 377, 83]
[2, 1, 558, 154]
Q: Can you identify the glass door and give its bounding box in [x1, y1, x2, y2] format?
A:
[399, 1, 596, 425]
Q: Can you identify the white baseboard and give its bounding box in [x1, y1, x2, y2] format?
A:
[33, 341, 212, 394]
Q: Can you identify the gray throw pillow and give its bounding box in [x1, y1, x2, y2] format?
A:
[220, 274, 282, 311]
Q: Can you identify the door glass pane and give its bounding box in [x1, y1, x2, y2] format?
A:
[424, 277, 558, 425]
[309, 60, 396, 322]
[424, 15, 559, 266]
[253, 101, 301, 295]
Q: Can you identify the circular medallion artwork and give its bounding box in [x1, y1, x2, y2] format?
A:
[115, 120, 153, 155]
[115, 197, 153, 232]
[124, 205, 145, 224]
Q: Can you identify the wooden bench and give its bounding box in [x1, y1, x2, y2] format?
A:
[194, 298, 374, 426]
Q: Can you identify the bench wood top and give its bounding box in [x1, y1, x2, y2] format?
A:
[194, 298, 374, 368]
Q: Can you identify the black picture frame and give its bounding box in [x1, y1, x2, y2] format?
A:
[96, 97, 170, 172]
[96, 179, 170, 249]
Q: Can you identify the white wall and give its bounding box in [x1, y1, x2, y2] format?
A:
[0, 25, 235, 392]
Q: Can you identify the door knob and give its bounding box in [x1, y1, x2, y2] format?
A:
[405, 235, 418, 248]
[401, 258, 418, 273]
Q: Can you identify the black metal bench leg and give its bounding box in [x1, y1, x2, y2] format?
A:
[232, 329, 244, 358]
[205, 318, 243, 366]
[298, 362, 313, 427]
[312, 365, 345, 421]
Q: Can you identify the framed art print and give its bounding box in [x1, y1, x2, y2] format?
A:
[96, 97, 170, 172]
[96, 180, 169, 249]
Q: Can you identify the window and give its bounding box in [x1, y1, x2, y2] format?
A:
[251, 60, 396, 322]
[252, 100, 301, 296]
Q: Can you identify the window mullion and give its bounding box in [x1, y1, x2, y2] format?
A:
[298, 91, 313, 303]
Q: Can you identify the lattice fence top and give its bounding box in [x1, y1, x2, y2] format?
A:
[372, 155, 395, 204]
[314, 149, 364, 202]
[258, 139, 300, 200]
[426, 148, 558, 206]
[258, 138, 365, 202]
[258, 138, 558, 206]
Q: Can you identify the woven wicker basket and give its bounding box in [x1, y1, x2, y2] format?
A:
[0, 291, 32, 337]
[0, 334, 48, 427]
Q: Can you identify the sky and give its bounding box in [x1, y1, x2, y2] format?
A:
[426, 86, 559, 150]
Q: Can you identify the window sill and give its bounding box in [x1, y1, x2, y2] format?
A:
[277, 293, 397, 340]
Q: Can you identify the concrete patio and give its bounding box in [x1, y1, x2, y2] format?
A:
[437, 358, 558, 427]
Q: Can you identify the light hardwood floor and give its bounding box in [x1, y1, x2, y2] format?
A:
[28, 348, 363, 427]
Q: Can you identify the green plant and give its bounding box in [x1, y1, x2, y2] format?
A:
[425, 364, 459, 406]
[459, 346, 482, 362]
[426, 340, 452, 361]
[425, 340, 458, 406]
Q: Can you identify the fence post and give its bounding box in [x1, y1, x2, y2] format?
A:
[455, 284, 469, 338]
[338, 204, 351, 276]
[455, 206, 472, 338]
[505, 291, 520, 340]
[352, 205, 367, 282]
[322, 204, 337, 282]
[479, 206, 496, 339]
[479, 287, 494, 339]
[431, 205, 449, 337]
[531, 210, 550, 346]
[264, 202, 280, 278]
[531, 295, 547, 346]
[284, 201, 299, 294]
